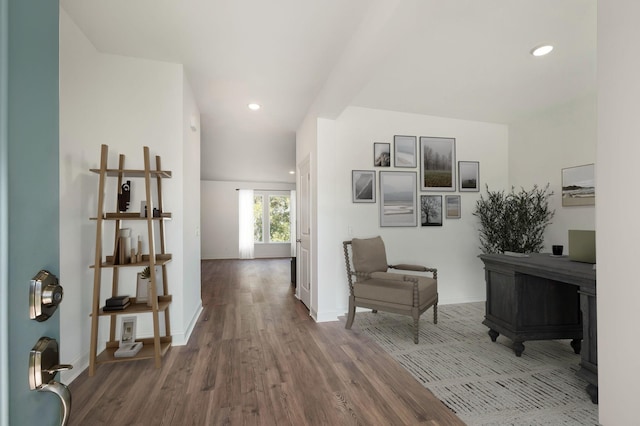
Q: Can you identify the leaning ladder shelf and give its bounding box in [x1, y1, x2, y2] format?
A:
[88, 144, 173, 376]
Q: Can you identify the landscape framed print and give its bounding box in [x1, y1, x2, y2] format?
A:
[352, 170, 376, 203]
[458, 161, 480, 192]
[445, 195, 461, 219]
[379, 171, 417, 227]
[394, 135, 417, 168]
[562, 163, 595, 206]
[420, 136, 455, 191]
[374, 142, 391, 167]
[420, 195, 442, 226]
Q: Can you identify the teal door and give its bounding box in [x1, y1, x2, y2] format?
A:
[2, 1, 61, 425]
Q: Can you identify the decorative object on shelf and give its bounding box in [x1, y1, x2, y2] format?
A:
[562, 163, 595, 207]
[419, 136, 456, 191]
[152, 207, 161, 218]
[120, 316, 136, 344]
[118, 180, 131, 212]
[136, 235, 142, 263]
[102, 295, 131, 312]
[374, 142, 391, 167]
[379, 171, 417, 227]
[136, 266, 151, 305]
[352, 170, 376, 203]
[394, 135, 417, 168]
[445, 195, 461, 219]
[473, 184, 554, 254]
[458, 161, 480, 192]
[114, 316, 142, 358]
[421, 195, 443, 226]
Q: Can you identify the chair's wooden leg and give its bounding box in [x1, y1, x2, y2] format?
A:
[433, 303, 438, 324]
[371, 309, 378, 313]
[345, 296, 356, 329]
[413, 316, 419, 344]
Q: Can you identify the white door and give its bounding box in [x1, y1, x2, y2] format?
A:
[297, 156, 311, 309]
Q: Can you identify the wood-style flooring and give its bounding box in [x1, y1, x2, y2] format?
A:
[69, 259, 463, 425]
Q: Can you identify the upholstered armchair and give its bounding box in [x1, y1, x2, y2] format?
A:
[343, 236, 438, 344]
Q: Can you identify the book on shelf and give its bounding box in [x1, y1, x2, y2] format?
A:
[102, 302, 130, 312]
[105, 295, 130, 306]
[114, 342, 143, 358]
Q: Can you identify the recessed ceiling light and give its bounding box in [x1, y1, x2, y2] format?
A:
[531, 45, 554, 57]
[289, 171, 295, 175]
[248, 103, 261, 111]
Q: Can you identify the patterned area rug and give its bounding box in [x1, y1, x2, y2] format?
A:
[348, 302, 599, 425]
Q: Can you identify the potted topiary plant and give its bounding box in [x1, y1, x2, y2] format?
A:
[136, 266, 151, 305]
[473, 184, 555, 254]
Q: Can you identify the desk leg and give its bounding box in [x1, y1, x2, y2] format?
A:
[513, 341, 525, 357]
[586, 384, 598, 404]
[570, 339, 581, 354]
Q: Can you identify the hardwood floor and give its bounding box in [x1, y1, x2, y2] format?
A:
[69, 259, 463, 425]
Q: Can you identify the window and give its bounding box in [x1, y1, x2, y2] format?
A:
[254, 192, 290, 243]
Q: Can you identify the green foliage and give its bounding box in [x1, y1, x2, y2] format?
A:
[254, 195, 263, 242]
[140, 266, 151, 279]
[473, 184, 554, 254]
[253, 194, 290, 243]
[269, 195, 290, 242]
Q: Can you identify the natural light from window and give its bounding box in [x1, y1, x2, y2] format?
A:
[254, 192, 290, 243]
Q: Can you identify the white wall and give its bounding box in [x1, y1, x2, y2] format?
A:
[59, 10, 201, 382]
[509, 95, 597, 249]
[597, 2, 640, 424]
[200, 180, 295, 259]
[181, 65, 203, 343]
[313, 106, 508, 321]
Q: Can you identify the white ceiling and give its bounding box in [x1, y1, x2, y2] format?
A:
[60, 0, 596, 183]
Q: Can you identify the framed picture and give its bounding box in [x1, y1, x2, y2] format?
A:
[374, 142, 391, 167]
[120, 316, 137, 346]
[445, 195, 461, 219]
[458, 161, 480, 192]
[379, 171, 417, 227]
[562, 164, 595, 207]
[394, 135, 417, 168]
[352, 170, 376, 203]
[420, 195, 442, 226]
[420, 137, 456, 191]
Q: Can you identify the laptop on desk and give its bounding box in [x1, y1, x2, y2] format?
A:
[568, 230, 596, 264]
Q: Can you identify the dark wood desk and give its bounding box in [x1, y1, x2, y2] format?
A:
[479, 253, 598, 403]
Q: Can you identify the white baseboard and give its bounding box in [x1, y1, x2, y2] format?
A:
[172, 302, 203, 346]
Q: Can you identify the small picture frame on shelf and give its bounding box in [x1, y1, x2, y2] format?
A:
[120, 316, 137, 346]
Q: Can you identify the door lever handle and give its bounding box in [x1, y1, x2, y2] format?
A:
[38, 381, 71, 426]
[44, 364, 73, 374]
[29, 337, 73, 426]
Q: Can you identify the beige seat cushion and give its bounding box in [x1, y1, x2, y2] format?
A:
[354, 275, 437, 307]
[351, 236, 388, 273]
